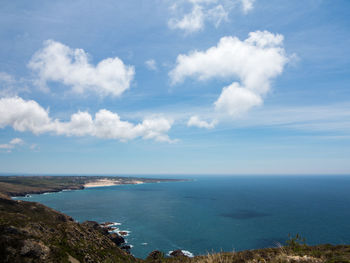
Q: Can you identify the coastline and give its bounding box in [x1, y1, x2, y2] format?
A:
[0, 175, 186, 197]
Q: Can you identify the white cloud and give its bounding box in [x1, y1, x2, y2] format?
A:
[241, 0, 255, 14]
[168, 0, 254, 33]
[207, 5, 229, 27]
[28, 40, 135, 97]
[145, 59, 157, 71]
[170, 31, 288, 117]
[9, 138, 24, 145]
[223, 102, 350, 134]
[187, 115, 217, 129]
[169, 4, 205, 33]
[0, 97, 174, 143]
[214, 82, 262, 116]
[0, 138, 24, 150]
[0, 72, 29, 97]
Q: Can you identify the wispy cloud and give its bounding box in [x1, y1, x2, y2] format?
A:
[168, 0, 253, 33]
[0, 138, 24, 152]
[241, 0, 255, 14]
[0, 72, 30, 97]
[228, 103, 350, 135]
[187, 115, 217, 129]
[145, 59, 157, 71]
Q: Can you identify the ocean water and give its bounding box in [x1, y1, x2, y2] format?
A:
[15, 176, 350, 258]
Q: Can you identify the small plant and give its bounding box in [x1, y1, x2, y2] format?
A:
[286, 234, 307, 252]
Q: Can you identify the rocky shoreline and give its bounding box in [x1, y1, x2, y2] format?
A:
[6, 185, 85, 198]
[82, 221, 132, 254]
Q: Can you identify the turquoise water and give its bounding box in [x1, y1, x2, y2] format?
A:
[16, 176, 350, 258]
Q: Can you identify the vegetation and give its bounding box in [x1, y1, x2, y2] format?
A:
[1, 176, 350, 262]
[0, 196, 138, 263]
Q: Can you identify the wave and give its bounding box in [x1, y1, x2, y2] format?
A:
[109, 222, 122, 226]
[117, 230, 131, 237]
[167, 250, 194, 258]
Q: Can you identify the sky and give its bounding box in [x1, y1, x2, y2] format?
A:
[0, 0, 349, 175]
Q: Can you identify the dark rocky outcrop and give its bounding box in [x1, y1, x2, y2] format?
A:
[170, 249, 186, 257]
[146, 250, 164, 261]
[109, 233, 125, 246]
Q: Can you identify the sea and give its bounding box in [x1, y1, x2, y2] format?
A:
[14, 175, 350, 259]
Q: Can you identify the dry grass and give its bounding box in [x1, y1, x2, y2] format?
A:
[193, 252, 234, 263]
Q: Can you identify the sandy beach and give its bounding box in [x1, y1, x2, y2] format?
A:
[84, 179, 121, 188]
[84, 179, 145, 188]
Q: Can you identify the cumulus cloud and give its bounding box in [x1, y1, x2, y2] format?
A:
[187, 115, 217, 129]
[145, 59, 157, 71]
[0, 138, 24, 150]
[168, 0, 253, 33]
[214, 82, 262, 116]
[0, 97, 174, 143]
[170, 31, 288, 117]
[28, 40, 135, 97]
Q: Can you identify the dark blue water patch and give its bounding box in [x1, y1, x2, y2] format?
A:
[15, 175, 350, 259]
[221, 209, 271, 220]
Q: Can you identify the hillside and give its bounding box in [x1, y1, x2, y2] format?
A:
[0, 196, 138, 263]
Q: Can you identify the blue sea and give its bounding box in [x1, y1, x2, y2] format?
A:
[15, 176, 350, 258]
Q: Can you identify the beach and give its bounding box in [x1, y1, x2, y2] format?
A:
[84, 179, 145, 188]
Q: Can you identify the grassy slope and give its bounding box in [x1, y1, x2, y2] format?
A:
[0, 196, 139, 263]
[146, 245, 350, 263]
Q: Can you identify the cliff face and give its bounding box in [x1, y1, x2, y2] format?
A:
[0, 197, 138, 263]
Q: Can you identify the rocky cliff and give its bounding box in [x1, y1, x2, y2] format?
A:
[0, 196, 138, 263]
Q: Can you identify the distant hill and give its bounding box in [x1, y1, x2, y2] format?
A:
[0, 175, 183, 197]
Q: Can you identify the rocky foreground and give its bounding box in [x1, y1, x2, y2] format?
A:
[0, 194, 137, 262]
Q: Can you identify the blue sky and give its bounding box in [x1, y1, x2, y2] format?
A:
[0, 0, 349, 175]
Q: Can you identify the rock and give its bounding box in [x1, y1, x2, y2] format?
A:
[109, 233, 125, 246]
[82, 221, 109, 235]
[82, 221, 100, 229]
[20, 239, 50, 259]
[56, 214, 67, 222]
[170, 249, 186, 257]
[119, 231, 128, 236]
[4, 226, 20, 235]
[147, 250, 164, 260]
[120, 245, 131, 254]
